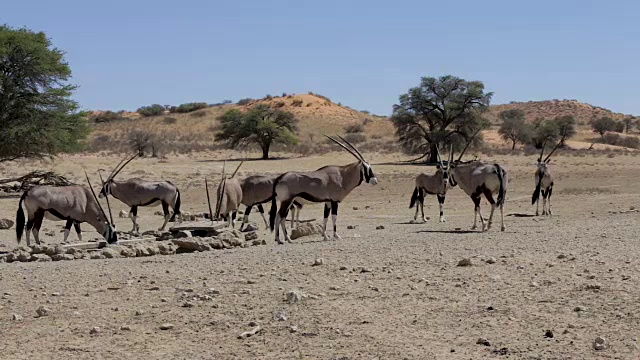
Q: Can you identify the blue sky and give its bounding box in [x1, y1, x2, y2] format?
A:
[3, 0, 640, 115]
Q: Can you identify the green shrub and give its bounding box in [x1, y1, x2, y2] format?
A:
[620, 136, 640, 149]
[189, 110, 207, 118]
[93, 111, 124, 123]
[137, 104, 165, 117]
[344, 123, 365, 133]
[170, 102, 208, 113]
[603, 133, 621, 145]
[237, 98, 254, 105]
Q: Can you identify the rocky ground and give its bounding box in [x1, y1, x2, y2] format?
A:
[0, 152, 639, 359]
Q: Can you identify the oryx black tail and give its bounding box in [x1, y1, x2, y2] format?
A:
[16, 191, 28, 243]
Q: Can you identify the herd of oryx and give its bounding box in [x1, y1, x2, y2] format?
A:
[13, 134, 559, 248]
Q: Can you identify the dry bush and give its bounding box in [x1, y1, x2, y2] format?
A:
[190, 110, 207, 118]
[341, 133, 366, 144]
[344, 123, 365, 134]
[291, 99, 303, 107]
[162, 117, 177, 125]
[274, 101, 285, 108]
[237, 98, 254, 106]
[563, 187, 618, 195]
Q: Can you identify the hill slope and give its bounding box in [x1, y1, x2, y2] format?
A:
[486, 99, 628, 124]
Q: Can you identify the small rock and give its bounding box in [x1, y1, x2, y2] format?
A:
[329, 286, 341, 291]
[530, 281, 540, 287]
[89, 326, 101, 335]
[135, 310, 144, 316]
[476, 337, 490, 346]
[120, 325, 131, 331]
[51, 292, 61, 297]
[248, 321, 258, 327]
[273, 311, 288, 321]
[544, 330, 554, 338]
[208, 288, 220, 295]
[148, 286, 160, 291]
[160, 323, 174, 330]
[238, 326, 262, 339]
[375, 225, 385, 230]
[290, 325, 298, 333]
[0, 218, 14, 229]
[11, 314, 23, 321]
[118, 210, 128, 218]
[36, 306, 50, 317]
[312, 258, 324, 266]
[182, 302, 194, 308]
[557, 254, 567, 259]
[346, 225, 356, 229]
[244, 232, 258, 241]
[286, 290, 303, 304]
[242, 223, 259, 232]
[339, 266, 348, 270]
[485, 257, 497, 264]
[574, 306, 587, 312]
[457, 258, 473, 267]
[593, 336, 608, 351]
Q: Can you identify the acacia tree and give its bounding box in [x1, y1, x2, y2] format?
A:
[529, 118, 560, 149]
[623, 116, 635, 133]
[390, 75, 492, 163]
[0, 25, 89, 162]
[554, 115, 576, 146]
[497, 109, 532, 149]
[215, 104, 298, 159]
[590, 117, 616, 139]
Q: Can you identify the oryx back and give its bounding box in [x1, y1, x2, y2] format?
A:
[111, 178, 178, 206]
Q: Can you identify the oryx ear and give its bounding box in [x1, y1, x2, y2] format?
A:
[436, 164, 441, 169]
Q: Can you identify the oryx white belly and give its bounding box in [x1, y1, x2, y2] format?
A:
[44, 212, 66, 221]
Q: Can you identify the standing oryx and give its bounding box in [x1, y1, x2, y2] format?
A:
[448, 145, 508, 232]
[532, 140, 559, 216]
[237, 174, 303, 231]
[212, 161, 244, 228]
[269, 135, 378, 244]
[16, 172, 117, 246]
[99, 154, 182, 233]
[409, 146, 450, 223]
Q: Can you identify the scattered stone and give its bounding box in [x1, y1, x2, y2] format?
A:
[476, 337, 491, 346]
[544, 330, 554, 338]
[119, 210, 128, 218]
[135, 310, 144, 316]
[36, 306, 50, 317]
[312, 258, 324, 266]
[51, 292, 61, 297]
[30, 253, 52, 262]
[208, 288, 220, 295]
[457, 258, 473, 267]
[352, 207, 359, 210]
[0, 218, 15, 229]
[375, 225, 385, 230]
[290, 223, 323, 240]
[11, 314, 23, 321]
[101, 247, 121, 259]
[174, 230, 193, 239]
[329, 286, 341, 291]
[172, 238, 212, 252]
[286, 290, 303, 304]
[89, 326, 101, 335]
[242, 223, 258, 232]
[530, 281, 540, 288]
[339, 266, 348, 270]
[347, 225, 356, 229]
[120, 325, 131, 331]
[182, 301, 194, 308]
[238, 326, 261, 339]
[557, 254, 567, 259]
[160, 323, 174, 330]
[574, 306, 587, 312]
[148, 286, 160, 291]
[593, 336, 608, 351]
[290, 325, 299, 333]
[244, 232, 258, 241]
[485, 257, 497, 264]
[248, 321, 258, 327]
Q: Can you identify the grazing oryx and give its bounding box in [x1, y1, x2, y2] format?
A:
[532, 140, 559, 216]
[16, 173, 117, 246]
[409, 146, 450, 223]
[237, 174, 303, 231]
[213, 161, 244, 228]
[99, 154, 182, 233]
[448, 145, 508, 232]
[269, 135, 378, 244]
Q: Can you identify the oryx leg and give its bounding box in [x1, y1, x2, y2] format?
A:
[471, 194, 482, 231]
[73, 221, 83, 242]
[413, 198, 420, 221]
[290, 205, 296, 229]
[500, 202, 506, 232]
[257, 204, 269, 229]
[322, 203, 330, 241]
[32, 209, 45, 245]
[63, 219, 73, 243]
[277, 200, 293, 244]
[129, 206, 140, 233]
[25, 214, 36, 247]
[240, 205, 251, 231]
[231, 211, 237, 229]
[331, 201, 341, 240]
[420, 198, 427, 222]
[295, 204, 301, 228]
[483, 188, 496, 230]
[535, 190, 540, 216]
[437, 194, 446, 222]
[541, 190, 548, 216]
[547, 186, 553, 216]
[159, 202, 170, 231]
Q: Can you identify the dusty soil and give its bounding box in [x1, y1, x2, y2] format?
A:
[1, 151, 640, 359]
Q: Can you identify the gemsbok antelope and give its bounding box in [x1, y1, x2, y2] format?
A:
[409, 146, 450, 223]
[237, 174, 303, 231]
[99, 154, 182, 232]
[213, 161, 244, 228]
[269, 135, 378, 244]
[532, 140, 559, 216]
[448, 145, 508, 232]
[16, 172, 117, 246]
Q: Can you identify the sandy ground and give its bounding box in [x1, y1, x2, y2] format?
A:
[1, 151, 640, 359]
